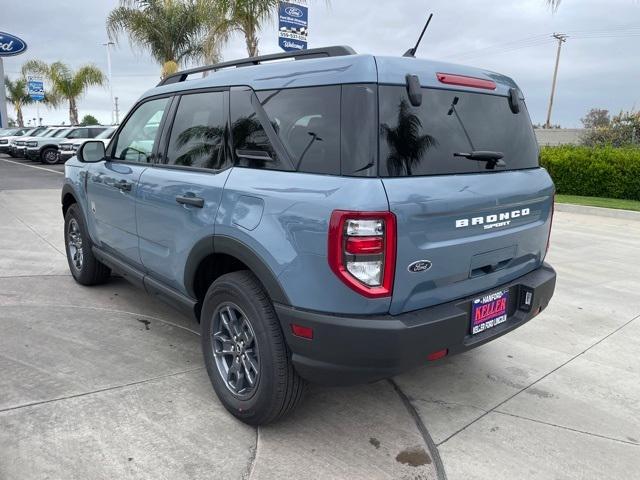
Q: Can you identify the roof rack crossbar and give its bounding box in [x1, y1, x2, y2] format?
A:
[158, 45, 356, 86]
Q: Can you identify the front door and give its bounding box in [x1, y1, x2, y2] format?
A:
[86, 96, 171, 267]
[137, 90, 231, 293]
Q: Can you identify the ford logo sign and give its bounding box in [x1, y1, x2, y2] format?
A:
[408, 260, 432, 273]
[284, 6, 303, 17]
[0, 31, 27, 57]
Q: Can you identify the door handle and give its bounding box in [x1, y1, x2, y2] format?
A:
[176, 195, 204, 208]
[115, 180, 132, 192]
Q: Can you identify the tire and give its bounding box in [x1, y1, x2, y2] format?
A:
[64, 204, 111, 285]
[201, 271, 305, 425]
[41, 147, 59, 165]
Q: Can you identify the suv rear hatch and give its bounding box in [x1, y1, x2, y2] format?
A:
[378, 82, 554, 315]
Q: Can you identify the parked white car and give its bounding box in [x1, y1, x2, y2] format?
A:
[25, 125, 109, 164]
[58, 126, 117, 162]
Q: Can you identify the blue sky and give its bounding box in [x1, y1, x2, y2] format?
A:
[2, 0, 639, 127]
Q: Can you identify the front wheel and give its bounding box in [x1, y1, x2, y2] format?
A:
[64, 204, 111, 285]
[41, 147, 59, 165]
[201, 271, 305, 425]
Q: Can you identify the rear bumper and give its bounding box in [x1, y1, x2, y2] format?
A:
[276, 263, 556, 386]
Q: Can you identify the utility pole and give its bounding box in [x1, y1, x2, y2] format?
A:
[103, 41, 115, 124]
[545, 33, 567, 129]
[114, 96, 120, 124]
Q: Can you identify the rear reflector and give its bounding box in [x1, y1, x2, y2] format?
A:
[345, 236, 384, 255]
[436, 73, 497, 90]
[427, 349, 448, 361]
[291, 324, 313, 339]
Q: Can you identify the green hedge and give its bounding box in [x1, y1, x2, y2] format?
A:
[539, 145, 640, 201]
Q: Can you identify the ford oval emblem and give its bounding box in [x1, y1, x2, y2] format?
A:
[285, 6, 303, 17]
[0, 31, 28, 57]
[408, 260, 432, 273]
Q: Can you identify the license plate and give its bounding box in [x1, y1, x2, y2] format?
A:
[471, 289, 509, 335]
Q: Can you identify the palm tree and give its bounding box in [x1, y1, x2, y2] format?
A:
[547, 0, 561, 10]
[22, 61, 104, 125]
[216, 0, 279, 57]
[4, 75, 59, 127]
[380, 99, 437, 176]
[5, 77, 33, 127]
[107, 0, 225, 79]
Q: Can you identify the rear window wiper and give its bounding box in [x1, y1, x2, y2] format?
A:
[448, 96, 506, 170]
[454, 151, 506, 169]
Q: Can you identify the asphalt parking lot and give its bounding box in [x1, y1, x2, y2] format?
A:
[1, 153, 639, 480]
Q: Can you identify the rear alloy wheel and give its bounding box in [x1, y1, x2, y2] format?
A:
[41, 147, 59, 165]
[201, 271, 305, 425]
[212, 302, 261, 399]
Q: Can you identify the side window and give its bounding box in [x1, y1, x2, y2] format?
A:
[256, 86, 340, 175]
[112, 97, 170, 163]
[89, 128, 105, 138]
[230, 89, 283, 170]
[166, 91, 228, 169]
[67, 128, 88, 139]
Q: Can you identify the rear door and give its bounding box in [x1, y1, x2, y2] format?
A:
[136, 90, 231, 293]
[378, 85, 554, 314]
[86, 96, 171, 267]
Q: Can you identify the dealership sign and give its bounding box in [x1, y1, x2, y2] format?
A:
[27, 76, 45, 101]
[0, 31, 27, 57]
[278, 0, 308, 52]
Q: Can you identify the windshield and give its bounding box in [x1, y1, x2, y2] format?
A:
[96, 127, 116, 139]
[53, 128, 72, 138]
[39, 129, 56, 137]
[1, 128, 19, 136]
[379, 86, 538, 176]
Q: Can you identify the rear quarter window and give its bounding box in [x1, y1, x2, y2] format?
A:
[379, 86, 539, 177]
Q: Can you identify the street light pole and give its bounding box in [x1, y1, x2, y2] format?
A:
[545, 33, 567, 129]
[103, 41, 115, 124]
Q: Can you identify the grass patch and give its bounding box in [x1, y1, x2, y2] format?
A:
[556, 194, 640, 212]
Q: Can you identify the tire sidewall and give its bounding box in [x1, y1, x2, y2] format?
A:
[201, 274, 283, 423]
[41, 148, 58, 165]
[64, 205, 90, 283]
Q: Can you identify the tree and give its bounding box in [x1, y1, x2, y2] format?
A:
[80, 114, 100, 126]
[581, 110, 640, 147]
[581, 108, 610, 129]
[217, 0, 279, 57]
[107, 0, 225, 79]
[547, 0, 562, 10]
[380, 99, 437, 176]
[4, 75, 59, 127]
[22, 61, 104, 125]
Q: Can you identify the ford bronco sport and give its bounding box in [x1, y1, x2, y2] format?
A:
[62, 46, 556, 425]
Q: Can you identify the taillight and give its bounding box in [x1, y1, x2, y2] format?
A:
[546, 193, 555, 255]
[328, 210, 396, 298]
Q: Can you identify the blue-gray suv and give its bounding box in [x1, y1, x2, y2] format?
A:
[62, 46, 556, 425]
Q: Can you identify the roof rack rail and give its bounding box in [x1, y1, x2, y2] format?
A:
[157, 45, 357, 86]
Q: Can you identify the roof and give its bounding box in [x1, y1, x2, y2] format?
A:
[140, 47, 520, 101]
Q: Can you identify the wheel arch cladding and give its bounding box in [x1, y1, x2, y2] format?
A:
[186, 236, 290, 316]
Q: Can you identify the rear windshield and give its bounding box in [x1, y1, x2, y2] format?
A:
[378, 86, 538, 177]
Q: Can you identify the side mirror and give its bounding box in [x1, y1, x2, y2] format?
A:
[77, 141, 105, 163]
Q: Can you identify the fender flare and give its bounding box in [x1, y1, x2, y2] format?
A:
[184, 235, 290, 306]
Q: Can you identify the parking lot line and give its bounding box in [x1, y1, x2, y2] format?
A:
[0, 158, 64, 175]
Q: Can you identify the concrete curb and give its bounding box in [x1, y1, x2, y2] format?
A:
[555, 202, 640, 221]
